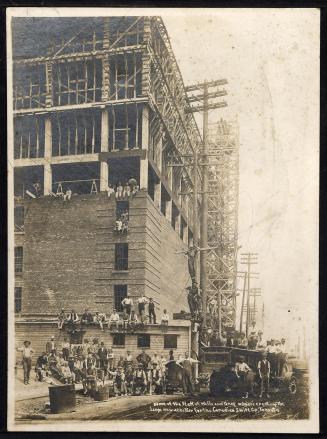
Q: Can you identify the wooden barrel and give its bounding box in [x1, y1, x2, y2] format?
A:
[49, 384, 76, 413]
[94, 385, 109, 401]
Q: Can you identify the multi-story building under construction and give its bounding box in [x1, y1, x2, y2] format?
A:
[12, 16, 203, 357]
[206, 118, 239, 333]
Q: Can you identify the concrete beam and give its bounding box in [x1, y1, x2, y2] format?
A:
[14, 153, 99, 168]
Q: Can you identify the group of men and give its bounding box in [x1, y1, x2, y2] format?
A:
[202, 327, 288, 380]
[57, 295, 170, 332]
[105, 181, 139, 199]
[17, 336, 199, 398]
[213, 352, 272, 399]
[114, 209, 129, 235]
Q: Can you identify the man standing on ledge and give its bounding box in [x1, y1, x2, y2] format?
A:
[17, 340, 34, 385]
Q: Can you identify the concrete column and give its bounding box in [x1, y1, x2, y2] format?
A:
[101, 109, 109, 152]
[183, 224, 189, 245]
[154, 181, 161, 210]
[175, 212, 181, 236]
[140, 158, 148, 190]
[100, 109, 109, 191]
[140, 105, 149, 190]
[100, 161, 109, 192]
[44, 116, 52, 194]
[44, 163, 52, 195]
[165, 198, 172, 223]
[167, 167, 173, 192]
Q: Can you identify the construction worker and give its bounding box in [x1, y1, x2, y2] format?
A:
[46, 336, 56, 354]
[137, 294, 148, 317]
[17, 341, 34, 385]
[108, 309, 120, 331]
[256, 330, 267, 349]
[133, 363, 147, 395]
[105, 183, 115, 198]
[121, 294, 133, 317]
[148, 298, 156, 324]
[258, 352, 270, 398]
[235, 356, 251, 398]
[177, 352, 199, 396]
[63, 187, 72, 201]
[266, 339, 278, 377]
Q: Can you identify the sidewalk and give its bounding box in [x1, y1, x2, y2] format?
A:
[15, 367, 82, 401]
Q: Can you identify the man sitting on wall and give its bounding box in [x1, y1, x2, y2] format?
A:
[94, 312, 107, 331]
[66, 309, 79, 331]
[81, 309, 93, 326]
[57, 308, 66, 330]
[108, 309, 120, 331]
[129, 310, 139, 331]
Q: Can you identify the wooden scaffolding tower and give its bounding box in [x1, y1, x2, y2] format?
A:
[207, 119, 239, 333]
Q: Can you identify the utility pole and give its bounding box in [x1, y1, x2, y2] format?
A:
[185, 79, 227, 330]
[240, 253, 258, 337]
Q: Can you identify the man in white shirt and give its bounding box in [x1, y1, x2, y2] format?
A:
[256, 330, 267, 349]
[235, 356, 251, 399]
[209, 296, 218, 316]
[109, 309, 120, 331]
[137, 294, 148, 317]
[266, 339, 278, 376]
[46, 336, 56, 354]
[122, 295, 133, 317]
[115, 219, 123, 234]
[17, 341, 34, 385]
[276, 338, 288, 376]
[161, 309, 169, 326]
[106, 184, 115, 198]
[177, 352, 199, 395]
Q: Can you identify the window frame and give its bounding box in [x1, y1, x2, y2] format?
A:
[114, 243, 129, 271]
[137, 334, 151, 349]
[114, 284, 127, 312]
[164, 334, 178, 349]
[14, 286, 22, 313]
[14, 246, 23, 274]
[112, 333, 125, 347]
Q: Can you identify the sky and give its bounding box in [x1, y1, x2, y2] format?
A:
[163, 9, 319, 346]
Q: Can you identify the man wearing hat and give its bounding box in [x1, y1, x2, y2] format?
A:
[136, 349, 151, 370]
[57, 308, 66, 330]
[108, 367, 127, 396]
[235, 356, 251, 398]
[266, 339, 278, 377]
[133, 363, 147, 395]
[17, 341, 34, 385]
[276, 338, 288, 376]
[152, 362, 164, 394]
[46, 336, 56, 355]
[177, 352, 200, 396]
[257, 352, 270, 398]
[98, 341, 108, 380]
[256, 330, 267, 349]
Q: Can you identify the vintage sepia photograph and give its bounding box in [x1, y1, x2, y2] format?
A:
[7, 8, 319, 432]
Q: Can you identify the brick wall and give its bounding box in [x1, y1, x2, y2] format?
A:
[21, 191, 189, 317]
[15, 321, 190, 363]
